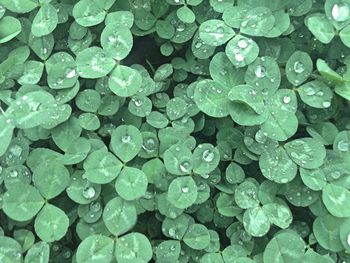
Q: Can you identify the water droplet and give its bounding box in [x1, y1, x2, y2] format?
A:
[90, 202, 101, 212]
[337, 140, 349, 152]
[142, 138, 156, 152]
[244, 137, 255, 146]
[304, 87, 316, 96]
[179, 161, 191, 173]
[168, 227, 177, 238]
[237, 39, 248, 49]
[121, 135, 131, 143]
[331, 171, 341, 179]
[65, 68, 76, 79]
[280, 178, 288, 183]
[170, 245, 176, 251]
[181, 186, 189, 193]
[195, 41, 202, 48]
[347, 233, 350, 246]
[202, 149, 215, 162]
[235, 53, 244, 62]
[255, 130, 267, 144]
[332, 3, 350, 22]
[82, 186, 96, 199]
[176, 22, 185, 32]
[255, 65, 266, 78]
[293, 61, 305, 74]
[108, 34, 117, 43]
[322, 101, 331, 108]
[283, 95, 291, 104]
[10, 145, 22, 157]
[9, 170, 18, 178]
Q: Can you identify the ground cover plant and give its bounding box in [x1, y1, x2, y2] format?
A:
[0, 0, 350, 262]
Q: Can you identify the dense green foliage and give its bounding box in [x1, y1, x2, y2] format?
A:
[0, 0, 350, 262]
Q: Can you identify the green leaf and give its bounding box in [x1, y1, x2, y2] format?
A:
[73, 0, 106, 27]
[285, 51, 313, 86]
[101, 25, 133, 61]
[305, 14, 335, 44]
[31, 4, 58, 37]
[216, 193, 242, 217]
[263, 232, 306, 263]
[102, 197, 137, 236]
[110, 125, 142, 163]
[163, 144, 193, 175]
[32, 162, 70, 199]
[83, 148, 122, 184]
[240, 7, 275, 36]
[263, 202, 293, 229]
[6, 91, 56, 129]
[34, 204, 69, 242]
[228, 84, 268, 126]
[284, 138, 326, 169]
[300, 167, 327, 191]
[0, 16, 22, 43]
[259, 147, 297, 184]
[115, 167, 148, 201]
[66, 174, 101, 205]
[298, 80, 333, 109]
[183, 223, 210, 250]
[313, 214, 344, 252]
[194, 79, 230, 118]
[199, 19, 235, 46]
[235, 181, 260, 209]
[0, 236, 22, 263]
[3, 182, 44, 221]
[0, 115, 14, 156]
[105, 11, 134, 28]
[303, 249, 335, 263]
[115, 232, 153, 263]
[75, 89, 101, 113]
[339, 218, 350, 251]
[76, 47, 116, 79]
[18, 61, 44, 85]
[0, 0, 38, 13]
[226, 35, 259, 68]
[76, 235, 114, 263]
[322, 183, 350, 217]
[177, 6, 196, 24]
[24, 242, 50, 263]
[243, 207, 270, 237]
[167, 176, 198, 209]
[192, 143, 220, 174]
[108, 65, 142, 97]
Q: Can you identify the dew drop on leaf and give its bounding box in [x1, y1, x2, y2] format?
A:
[169, 228, 177, 238]
[82, 186, 96, 199]
[121, 135, 131, 143]
[255, 65, 266, 78]
[181, 186, 189, 193]
[237, 39, 248, 49]
[179, 160, 191, 173]
[235, 53, 244, 62]
[283, 96, 291, 104]
[202, 149, 214, 162]
[322, 101, 331, 108]
[65, 68, 76, 79]
[293, 61, 305, 74]
[337, 140, 349, 152]
[332, 3, 350, 22]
